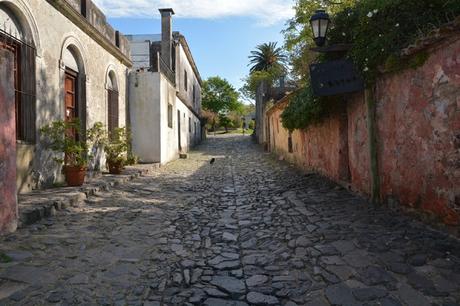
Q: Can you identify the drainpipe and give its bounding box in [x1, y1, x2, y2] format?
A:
[365, 87, 380, 204]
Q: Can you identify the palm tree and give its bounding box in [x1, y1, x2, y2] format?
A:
[248, 42, 287, 73]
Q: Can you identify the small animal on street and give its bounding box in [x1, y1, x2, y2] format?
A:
[210, 158, 216, 165]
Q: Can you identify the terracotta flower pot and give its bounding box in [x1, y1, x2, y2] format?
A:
[107, 160, 124, 175]
[64, 166, 86, 187]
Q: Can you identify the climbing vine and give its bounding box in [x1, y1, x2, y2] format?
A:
[328, 0, 460, 84]
[281, 0, 460, 131]
[281, 85, 336, 131]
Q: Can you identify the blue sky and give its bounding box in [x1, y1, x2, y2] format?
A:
[93, 0, 295, 94]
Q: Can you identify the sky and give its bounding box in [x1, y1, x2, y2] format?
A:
[93, 0, 295, 94]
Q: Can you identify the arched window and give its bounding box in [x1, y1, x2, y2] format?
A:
[60, 37, 88, 139]
[0, 4, 36, 143]
[107, 71, 119, 136]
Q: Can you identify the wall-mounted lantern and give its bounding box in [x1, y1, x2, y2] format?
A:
[309, 10, 364, 96]
[310, 9, 330, 47]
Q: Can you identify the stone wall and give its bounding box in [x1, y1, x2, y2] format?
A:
[266, 33, 460, 225]
[0, 50, 18, 233]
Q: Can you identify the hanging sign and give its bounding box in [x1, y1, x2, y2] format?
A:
[310, 59, 364, 97]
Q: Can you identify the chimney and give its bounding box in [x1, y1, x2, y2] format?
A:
[159, 8, 175, 69]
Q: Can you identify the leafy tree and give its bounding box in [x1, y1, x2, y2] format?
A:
[202, 77, 240, 113]
[249, 42, 287, 73]
[240, 66, 284, 102]
[202, 76, 243, 132]
[218, 114, 232, 133]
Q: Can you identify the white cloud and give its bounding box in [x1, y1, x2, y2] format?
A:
[92, 0, 295, 25]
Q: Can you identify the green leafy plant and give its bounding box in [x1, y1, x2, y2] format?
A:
[240, 66, 285, 101]
[281, 85, 328, 131]
[104, 127, 131, 168]
[126, 153, 139, 166]
[248, 42, 287, 73]
[0, 252, 12, 263]
[40, 120, 89, 168]
[280, 0, 460, 131]
[40, 120, 106, 169]
[248, 120, 255, 130]
[327, 0, 460, 84]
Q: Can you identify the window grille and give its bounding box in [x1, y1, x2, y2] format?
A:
[0, 28, 36, 143]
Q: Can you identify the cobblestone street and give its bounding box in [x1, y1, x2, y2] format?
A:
[1, 135, 460, 306]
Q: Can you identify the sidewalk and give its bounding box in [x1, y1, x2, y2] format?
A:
[17, 164, 159, 228]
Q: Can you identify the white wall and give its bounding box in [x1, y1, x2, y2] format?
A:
[175, 43, 201, 113]
[1, 0, 130, 190]
[160, 74, 201, 164]
[130, 71, 201, 166]
[129, 72, 161, 163]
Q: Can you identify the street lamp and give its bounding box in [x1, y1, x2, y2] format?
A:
[310, 9, 330, 47]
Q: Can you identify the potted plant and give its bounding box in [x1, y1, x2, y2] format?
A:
[105, 127, 131, 174]
[40, 120, 105, 186]
[40, 120, 88, 186]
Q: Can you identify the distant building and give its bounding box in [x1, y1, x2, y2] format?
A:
[128, 9, 202, 164]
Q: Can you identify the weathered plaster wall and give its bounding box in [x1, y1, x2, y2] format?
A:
[0, 0, 130, 191]
[129, 71, 161, 163]
[266, 35, 460, 225]
[161, 73, 201, 164]
[0, 50, 18, 233]
[373, 37, 460, 224]
[267, 104, 347, 182]
[347, 93, 371, 195]
[130, 71, 201, 165]
[160, 74, 180, 164]
[175, 42, 202, 113]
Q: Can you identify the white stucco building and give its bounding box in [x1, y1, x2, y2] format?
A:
[128, 9, 203, 165]
[0, 0, 132, 192]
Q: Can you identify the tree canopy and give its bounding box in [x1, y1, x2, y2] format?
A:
[202, 76, 242, 115]
[248, 42, 287, 73]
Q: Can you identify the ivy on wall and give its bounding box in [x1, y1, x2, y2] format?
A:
[328, 0, 460, 84]
[281, 0, 460, 131]
[281, 85, 338, 131]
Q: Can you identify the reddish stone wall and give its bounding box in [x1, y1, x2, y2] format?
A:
[374, 38, 460, 224]
[347, 93, 371, 195]
[0, 50, 18, 233]
[267, 104, 347, 182]
[265, 35, 460, 225]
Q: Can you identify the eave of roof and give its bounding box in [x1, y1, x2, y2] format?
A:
[174, 32, 203, 86]
[47, 0, 132, 67]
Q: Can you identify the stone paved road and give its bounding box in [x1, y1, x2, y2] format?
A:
[1, 135, 460, 306]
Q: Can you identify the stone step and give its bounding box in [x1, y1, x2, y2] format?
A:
[17, 164, 160, 228]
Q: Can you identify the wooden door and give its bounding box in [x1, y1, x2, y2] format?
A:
[65, 69, 78, 142]
[65, 70, 77, 123]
